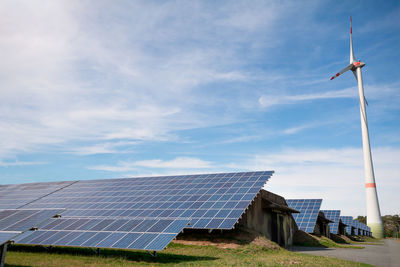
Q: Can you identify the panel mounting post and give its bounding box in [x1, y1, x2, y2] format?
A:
[148, 251, 157, 258]
[0, 243, 8, 267]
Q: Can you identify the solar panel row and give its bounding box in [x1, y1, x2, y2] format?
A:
[0, 181, 75, 209]
[1, 171, 273, 252]
[0, 209, 63, 247]
[320, 210, 340, 234]
[0, 232, 19, 246]
[286, 199, 322, 233]
[23, 172, 273, 231]
[339, 216, 354, 234]
[16, 218, 188, 251]
[0, 209, 63, 231]
[17, 230, 178, 251]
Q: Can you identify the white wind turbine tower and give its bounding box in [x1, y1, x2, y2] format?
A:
[330, 17, 384, 238]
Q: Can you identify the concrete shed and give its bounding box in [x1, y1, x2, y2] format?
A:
[238, 189, 299, 247]
[313, 211, 333, 237]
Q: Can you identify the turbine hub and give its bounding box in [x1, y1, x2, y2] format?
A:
[352, 61, 365, 70]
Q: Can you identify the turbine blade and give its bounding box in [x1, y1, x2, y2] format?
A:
[350, 16, 355, 64]
[352, 70, 358, 80]
[330, 64, 353, 80]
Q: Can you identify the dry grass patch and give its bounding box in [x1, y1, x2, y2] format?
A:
[174, 227, 281, 250]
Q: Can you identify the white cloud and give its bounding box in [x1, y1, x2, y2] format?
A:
[226, 147, 400, 216]
[282, 123, 316, 135]
[68, 141, 138, 155]
[1, 0, 299, 161]
[259, 88, 356, 108]
[0, 160, 47, 167]
[89, 157, 213, 172]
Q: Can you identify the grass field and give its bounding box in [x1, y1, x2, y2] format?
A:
[5, 242, 373, 267]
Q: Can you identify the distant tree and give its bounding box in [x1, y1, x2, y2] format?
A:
[382, 215, 400, 237]
[357, 214, 400, 237]
[357, 216, 366, 224]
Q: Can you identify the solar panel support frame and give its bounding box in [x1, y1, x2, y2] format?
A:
[1, 243, 8, 267]
[148, 250, 157, 258]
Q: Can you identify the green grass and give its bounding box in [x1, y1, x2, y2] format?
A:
[5, 242, 373, 267]
[317, 236, 364, 249]
[347, 236, 384, 245]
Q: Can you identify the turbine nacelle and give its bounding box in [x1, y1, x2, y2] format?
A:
[330, 61, 365, 80]
[353, 61, 365, 68]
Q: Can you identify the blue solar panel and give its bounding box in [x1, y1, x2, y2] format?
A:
[320, 210, 341, 234]
[286, 199, 322, 233]
[353, 220, 361, 235]
[7, 171, 273, 251]
[0, 209, 63, 231]
[0, 232, 19, 246]
[0, 209, 62, 246]
[17, 218, 189, 251]
[339, 216, 354, 235]
[23, 171, 273, 230]
[0, 181, 74, 209]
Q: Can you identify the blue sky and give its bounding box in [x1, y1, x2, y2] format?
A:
[1, 0, 399, 216]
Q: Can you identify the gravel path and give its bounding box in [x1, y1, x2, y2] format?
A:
[289, 239, 400, 267]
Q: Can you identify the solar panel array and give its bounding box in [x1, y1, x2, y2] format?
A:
[320, 210, 341, 234]
[353, 220, 361, 235]
[360, 222, 370, 234]
[0, 181, 75, 209]
[24, 171, 273, 230]
[2, 171, 273, 251]
[0, 209, 62, 246]
[354, 220, 369, 235]
[0, 232, 19, 246]
[15, 218, 189, 251]
[339, 216, 354, 234]
[286, 199, 322, 233]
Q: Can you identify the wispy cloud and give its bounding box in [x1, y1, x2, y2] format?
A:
[67, 141, 138, 155]
[259, 88, 356, 108]
[0, 160, 47, 167]
[227, 146, 400, 215]
[0, 0, 296, 160]
[89, 157, 213, 172]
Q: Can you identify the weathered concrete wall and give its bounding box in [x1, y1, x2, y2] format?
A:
[239, 193, 296, 247]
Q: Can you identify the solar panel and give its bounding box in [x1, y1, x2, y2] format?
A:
[0, 209, 63, 231]
[320, 210, 341, 234]
[0, 209, 62, 246]
[5, 171, 273, 251]
[353, 220, 361, 235]
[0, 181, 75, 209]
[286, 199, 322, 233]
[23, 171, 273, 230]
[339, 216, 353, 234]
[16, 218, 189, 251]
[0, 232, 19, 246]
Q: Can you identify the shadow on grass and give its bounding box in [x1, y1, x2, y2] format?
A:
[8, 244, 218, 264]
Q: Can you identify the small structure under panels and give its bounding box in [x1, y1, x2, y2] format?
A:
[238, 189, 299, 247]
[340, 216, 359, 236]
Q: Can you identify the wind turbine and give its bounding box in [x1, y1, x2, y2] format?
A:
[330, 17, 384, 238]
